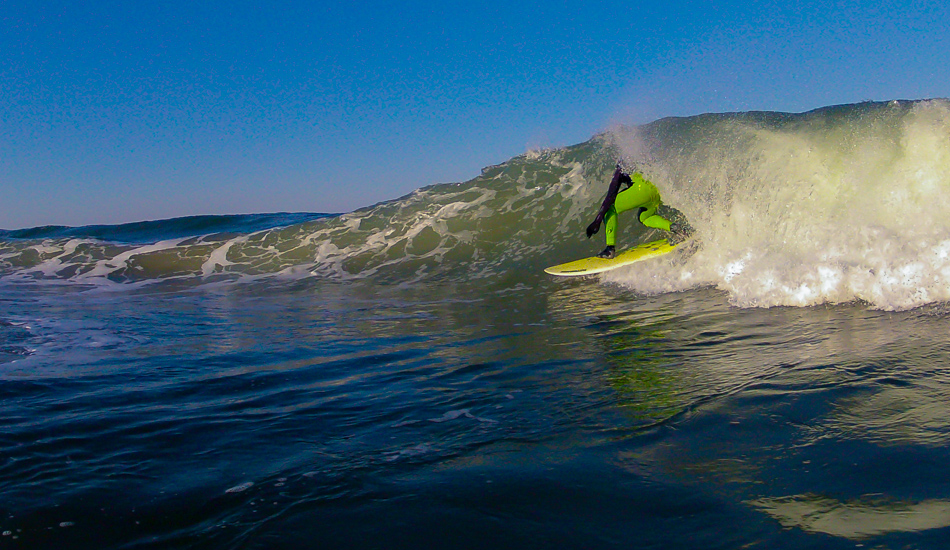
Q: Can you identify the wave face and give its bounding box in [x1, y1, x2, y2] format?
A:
[0, 140, 610, 286]
[3, 99, 950, 309]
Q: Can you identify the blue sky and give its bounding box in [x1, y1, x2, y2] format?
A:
[2, 0, 948, 228]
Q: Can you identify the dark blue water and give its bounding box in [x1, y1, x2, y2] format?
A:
[4, 273, 950, 549]
[0, 213, 333, 243]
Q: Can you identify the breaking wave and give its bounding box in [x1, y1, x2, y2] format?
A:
[3, 99, 950, 310]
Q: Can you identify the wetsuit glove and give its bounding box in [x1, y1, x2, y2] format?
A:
[586, 217, 601, 238]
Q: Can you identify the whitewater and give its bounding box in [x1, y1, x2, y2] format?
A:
[3, 99, 950, 549]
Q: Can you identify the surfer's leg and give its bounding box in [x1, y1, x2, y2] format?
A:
[642, 203, 691, 244]
[615, 185, 667, 229]
[638, 206, 672, 232]
[597, 204, 619, 258]
[618, 185, 681, 239]
[604, 204, 619, 247]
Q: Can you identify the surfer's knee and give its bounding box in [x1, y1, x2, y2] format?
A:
[635, 207, 649, 226]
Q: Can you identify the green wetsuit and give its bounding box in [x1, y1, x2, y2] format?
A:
[604, 172, 671, 247]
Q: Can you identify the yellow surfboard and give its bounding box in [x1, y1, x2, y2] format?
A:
[544, 239, 681, 277]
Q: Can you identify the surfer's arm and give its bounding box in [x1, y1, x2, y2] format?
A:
[586, 166, 628, 238]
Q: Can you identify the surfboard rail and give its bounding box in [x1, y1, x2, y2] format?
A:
[544, 239, 681, 277]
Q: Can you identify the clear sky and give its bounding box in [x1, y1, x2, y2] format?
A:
[2, 0, 948, 229]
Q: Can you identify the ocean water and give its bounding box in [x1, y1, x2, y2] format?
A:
[3, 99, 950, 549]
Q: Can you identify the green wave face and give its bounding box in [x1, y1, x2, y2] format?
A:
[0, 139, 613, 285]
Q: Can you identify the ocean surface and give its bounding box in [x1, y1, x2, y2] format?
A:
[3, 99, 950, 549]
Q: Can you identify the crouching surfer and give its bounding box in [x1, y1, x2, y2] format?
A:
[585, 164, 690, 259]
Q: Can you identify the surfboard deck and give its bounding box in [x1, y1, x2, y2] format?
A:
[544, 239, 681, 277]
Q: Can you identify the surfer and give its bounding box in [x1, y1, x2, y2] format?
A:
[585, 164, 687, 259]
